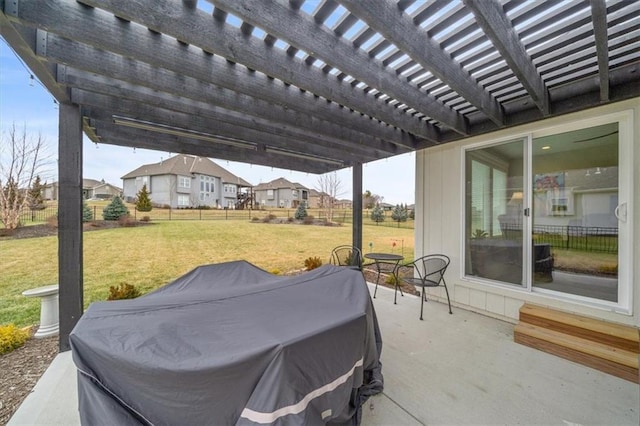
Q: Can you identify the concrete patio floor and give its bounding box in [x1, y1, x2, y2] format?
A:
[9, 283, 639, 425]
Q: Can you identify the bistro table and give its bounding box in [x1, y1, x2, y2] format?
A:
[365, 252, 404, 304]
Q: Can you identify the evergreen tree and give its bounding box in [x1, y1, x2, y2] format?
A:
[135, 184, 153, 212]
[391, 204, 408, 227]
[409, 207, 415, 220]
[28, 175, 45, 210]
[370, 204, 385, 224]
[102, 195, 129, 220]
[294, 202, 308, 220]
[82, 202, 93, 222]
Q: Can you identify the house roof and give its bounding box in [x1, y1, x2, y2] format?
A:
[121, 155, 252, 186]
[253, 177, 309, 191]
[2, 1, 637, 174]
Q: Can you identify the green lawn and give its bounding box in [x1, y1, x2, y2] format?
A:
[0, 220, 414, 327]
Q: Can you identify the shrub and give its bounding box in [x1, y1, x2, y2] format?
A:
[287, 216, 294, 223]
[82, 202, 93, 222]
[251, 216, 260, 222]
[304, 256, 322, 271]
[268, 268, 282, 275]
[103, 195, 130, 220]
[294, 203, 308, 220]
[370, 205, 385, 223]
[135, 184, 153, 212]
[118, 214, 136, 227]
[302, 215, 315, 225]
[391, 204, 408, 225]
[0, 324, 29, 355]
[139, 215, 151, 222]
[262, 214, 277, 223]
[385, 274, 400, 285]
[107, 283, 141, 300]
[46, 215, 58, 228]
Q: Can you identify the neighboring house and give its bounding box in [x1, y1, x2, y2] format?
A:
[43, 179, 121, 200]
[253, 178, 309, 208]
[121, 155, 252, 209]
[379, 202, 395, 211]
[82, 179, 122, 200]
[42, 182, 58, 201]
[307, 189, 333, 209]
[336, 199, 352, 209]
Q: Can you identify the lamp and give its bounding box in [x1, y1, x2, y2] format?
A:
[508, 191, 523, 206]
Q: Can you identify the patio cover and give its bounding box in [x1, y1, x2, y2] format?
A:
[70, 261, 383, 425]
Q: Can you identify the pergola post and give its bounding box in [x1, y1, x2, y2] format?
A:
[352, 162, 363, 252]
[58, 103, 84, 352]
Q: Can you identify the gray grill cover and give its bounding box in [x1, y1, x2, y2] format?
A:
[70, 261, 383, 425]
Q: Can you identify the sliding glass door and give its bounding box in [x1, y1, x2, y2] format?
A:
[532, 123, 620, 302]
[465, 138, 526, 286]
[464, 114, 631, 310]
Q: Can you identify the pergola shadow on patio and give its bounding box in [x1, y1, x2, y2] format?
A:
[10, 286, 639, 425]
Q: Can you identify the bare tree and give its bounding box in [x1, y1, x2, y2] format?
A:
[316, 172, 344, 222]
[363, 190, 384, 209]
[0, 124, 50, 229]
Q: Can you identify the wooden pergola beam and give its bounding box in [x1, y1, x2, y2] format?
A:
[338, 0, 505, 126]
[211, 0, 468, 135]
[464, 0, 550, 116]
[590, 0, 610, 102]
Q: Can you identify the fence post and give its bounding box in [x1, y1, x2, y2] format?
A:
[93, 206, 96, 221]
[134, 208, 137, 220]
[169, 208, 171, 220]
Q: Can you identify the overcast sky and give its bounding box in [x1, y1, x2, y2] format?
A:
[1, 38, 416, 205]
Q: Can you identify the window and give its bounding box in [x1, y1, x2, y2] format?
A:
[177, 195, 189, 207]
[267, 189, 274, 199]
[178, 176, 191, 189]
[136, 176, 150, 192]
[463, 113, 632, 311]
[200, 176, 214, 201]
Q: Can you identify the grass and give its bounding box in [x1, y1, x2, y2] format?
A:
[0, 220, 414, 327]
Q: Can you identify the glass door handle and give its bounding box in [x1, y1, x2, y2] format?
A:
[614, 202, 627, 222]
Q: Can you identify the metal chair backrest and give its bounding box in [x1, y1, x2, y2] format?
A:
[330, 245, 363, 270]
[413, 254, 450, 285]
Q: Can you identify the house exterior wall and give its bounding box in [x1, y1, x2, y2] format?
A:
[416, 98, 639, 328]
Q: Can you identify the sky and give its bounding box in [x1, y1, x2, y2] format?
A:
[0, 28, 416, 206]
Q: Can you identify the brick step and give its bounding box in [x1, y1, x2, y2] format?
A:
[519, 304, 639, 352]
[515, 304, 639, 384]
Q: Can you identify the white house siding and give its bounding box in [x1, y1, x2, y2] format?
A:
[416, 98, 640, 328]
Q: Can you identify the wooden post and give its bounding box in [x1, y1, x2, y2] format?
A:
[352, 162, 363, 252]
[58, 103, 83, 352]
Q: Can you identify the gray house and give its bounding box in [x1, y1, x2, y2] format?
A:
[253, 178, 308, 208]
[121, 155, 252, 209]
[43, 179, 121, 201]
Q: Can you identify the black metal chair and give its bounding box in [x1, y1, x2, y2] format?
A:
[329, 245, 363, 271]
[400, 254, 452, 320]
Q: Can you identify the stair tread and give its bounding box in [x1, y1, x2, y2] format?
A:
[515, 323, 639, 369]
[519, 304, 639, 344]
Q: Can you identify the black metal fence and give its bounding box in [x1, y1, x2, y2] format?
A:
[17, 206, 414, 229]
[533, 225, 618, 254]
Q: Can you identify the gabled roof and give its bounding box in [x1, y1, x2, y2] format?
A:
[121, 155, 252, 187]
[253, 177, 309, 191]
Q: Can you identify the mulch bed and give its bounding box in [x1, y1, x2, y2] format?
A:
[0, 220, 153, 240]
[0, 328, 59, 424]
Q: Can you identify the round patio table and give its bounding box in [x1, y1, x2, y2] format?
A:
[365, 253, 404, 304]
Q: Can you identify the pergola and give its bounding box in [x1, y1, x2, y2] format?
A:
[2, 0, 639, 350]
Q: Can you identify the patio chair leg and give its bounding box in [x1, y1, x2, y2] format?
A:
[420, 289, 424, 320]
[443, 279, 452, 314]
